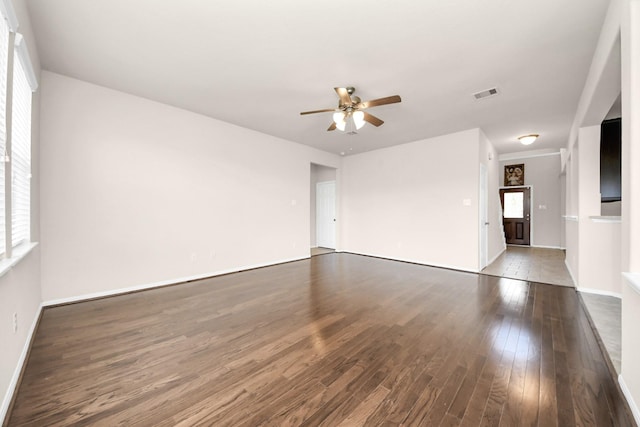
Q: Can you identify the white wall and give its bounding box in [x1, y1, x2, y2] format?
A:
[576, 125, 622, 296]
[565, 152, 579, 281]
[310, 164, 336, 248]
[622, 277, 640, 423]
[565, 0, 640, 421]
[39, 72, 340, 303]
[499, 153, 563, 248]
[342, 128, 482, 272]
[479, 130, 506, 264]
[0, 249, 40, 417]
[559, 172, 566, 248]
[0, 0, 42, 420]
[621, 0, 640, 422]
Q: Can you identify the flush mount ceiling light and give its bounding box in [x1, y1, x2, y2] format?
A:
[518, 134, 539, 145]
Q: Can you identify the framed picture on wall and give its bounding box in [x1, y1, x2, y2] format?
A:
[504, 164, 525, 186]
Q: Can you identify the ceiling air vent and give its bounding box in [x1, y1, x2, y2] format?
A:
[473, 87, 499, 100]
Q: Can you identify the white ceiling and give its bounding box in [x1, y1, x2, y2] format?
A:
[25, 0, 609, 156]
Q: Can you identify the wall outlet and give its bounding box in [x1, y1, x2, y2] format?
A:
[12, 312, 17, 333]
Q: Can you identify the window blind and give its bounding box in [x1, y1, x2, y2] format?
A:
[0, 15, 8, 257]
[11, 46, 31, 248]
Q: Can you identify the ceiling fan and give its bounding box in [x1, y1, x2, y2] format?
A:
[300, 87, 401, 132]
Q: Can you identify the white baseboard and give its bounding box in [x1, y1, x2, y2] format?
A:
[623, 272, 640, 296]
[531, 244, 564, 250]
[43, 255, 310, 307]
[619, 374, 640, 425]
[564, 259, 577, 286]
[578, 287, 622, 299]
[3, 255, 312, 422]
[343, 251, 477, 273]
[1, 303, 43, 423]
[487, 248, 505, 267]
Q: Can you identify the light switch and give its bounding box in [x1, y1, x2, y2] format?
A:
[463, 199, 471, 206]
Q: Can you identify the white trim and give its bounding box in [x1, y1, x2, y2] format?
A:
[487, 248, 505, 266]
[531, 244, 564, 250]
[560, 148, 568, 172]
[498, 149, 561, 161]
[0, 0, 18, 32]
[622, 272, 640, 296]
[589, 215, 622, 223]
[565, 259, 577, 285]
[498, 185, 531, 190]
[479, 162, 488, 270]
[13, 33, 37, 91]
[0, 242, 37, 279]
[619, 374, 640, 425]
[578, 287, 622, 298]
[563, 215, 579, 221]
[43, 255, 310, 306]
[343, 251, 478, 273]
[0, 302, 42, 422]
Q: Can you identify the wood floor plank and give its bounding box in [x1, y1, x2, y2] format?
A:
[519, 285, 542, 427]
[5, 253, 635, 426]
[458, 310, 513, 427]
[336, 384, 390, 426]
[538, 287, 560, 427]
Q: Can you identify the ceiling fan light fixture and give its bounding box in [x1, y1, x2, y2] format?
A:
[333, 111, 345, 124]
[333, 111, 347, 131]
[353, 111, 365, 130]
[300, 87, 400, 132]
[518, 134, 539, 145]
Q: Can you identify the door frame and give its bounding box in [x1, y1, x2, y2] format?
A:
[499, 185, 533, 246]
[479, 163, 489, 269]
[316, 180, 336, 249]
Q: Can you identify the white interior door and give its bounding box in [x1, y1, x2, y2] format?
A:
[479, 163, 489, 269]
[316, 181, 336, 249]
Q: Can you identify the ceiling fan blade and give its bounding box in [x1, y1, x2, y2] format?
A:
[327, 122, 337, 131]
[334, 87, 353, 106]
[362, 111, 384, 127]
[359, 95, 402, 109]
[300, 108, 336, 115]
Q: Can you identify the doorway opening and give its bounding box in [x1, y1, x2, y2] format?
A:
[500, 187, 531, 245]
[310, 164, 337, 256]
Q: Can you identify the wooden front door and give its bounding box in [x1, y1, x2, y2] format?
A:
[500, 187, 531, 245]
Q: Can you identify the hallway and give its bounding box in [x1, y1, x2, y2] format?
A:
[481, 246, 574, 287]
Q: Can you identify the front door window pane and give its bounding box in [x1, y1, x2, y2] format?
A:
[504, 192, 524, 218]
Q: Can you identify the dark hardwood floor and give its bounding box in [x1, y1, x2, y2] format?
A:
[6, 253, 635, 426]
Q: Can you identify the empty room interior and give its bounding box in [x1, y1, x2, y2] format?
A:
[1, 0, 640, 425]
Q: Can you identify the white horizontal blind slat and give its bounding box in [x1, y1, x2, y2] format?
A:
[0, 15, 8, 257]
[11, 49, 30, 248]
